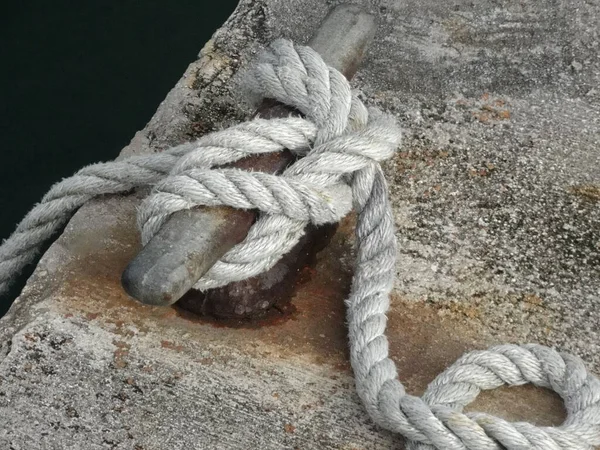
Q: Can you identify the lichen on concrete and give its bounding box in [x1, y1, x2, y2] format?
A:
[1, 0, 599, 449]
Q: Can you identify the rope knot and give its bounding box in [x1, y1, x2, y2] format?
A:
[137, 39, 402, 291]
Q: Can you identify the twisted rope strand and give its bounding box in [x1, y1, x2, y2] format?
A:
[0, 117, 315, 295]
[1, 39, 599, 449]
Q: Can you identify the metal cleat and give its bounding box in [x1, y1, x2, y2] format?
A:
[122, 4, 377, 318]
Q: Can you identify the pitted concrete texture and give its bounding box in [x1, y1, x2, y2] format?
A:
[1, 1, 599, 449]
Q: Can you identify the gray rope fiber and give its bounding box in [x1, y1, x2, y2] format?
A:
[1, 39, 599, 449]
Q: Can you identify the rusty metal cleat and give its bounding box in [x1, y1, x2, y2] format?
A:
[122, 4, 377, 319]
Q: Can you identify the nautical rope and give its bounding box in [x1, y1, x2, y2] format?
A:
[1, 39, 599, 449]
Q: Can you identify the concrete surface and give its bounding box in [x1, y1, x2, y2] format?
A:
[1, 0, 599, 448]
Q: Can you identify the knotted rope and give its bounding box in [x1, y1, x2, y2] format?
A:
[1, 39, 599, 449]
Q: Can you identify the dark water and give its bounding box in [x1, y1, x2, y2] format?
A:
[0, 1, 238, 316]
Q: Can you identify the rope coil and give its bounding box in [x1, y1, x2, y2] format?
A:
[1, 39, 599, 449]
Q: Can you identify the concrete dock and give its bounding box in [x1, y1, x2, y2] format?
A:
[1, 0, 599, 448]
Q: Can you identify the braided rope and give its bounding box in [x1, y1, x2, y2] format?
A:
[1, 39, 599, 449]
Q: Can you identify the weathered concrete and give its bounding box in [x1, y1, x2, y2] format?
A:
[1, 0, 599, 448]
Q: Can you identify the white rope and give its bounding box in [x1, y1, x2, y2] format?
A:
[1, 39, 599, 449]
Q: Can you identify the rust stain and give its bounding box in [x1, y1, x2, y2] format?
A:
[472, 106, 511, 123]
[113, 340, 130, 369]
[523, 293, 544, 309]
[454, 95, 511, 123]
[497, 109, 511, 120]
[195, 357, 214, 366]
[384, 298, 565, 425]
[468, 162, 497, 178]
[570, 184, 600, 202]
[23, 333, 37, 342]
[443, 17, 473, 45]
[174, 302, 298, 329]
[52, 198, 566, 426]
[160, 340, 184, 352]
